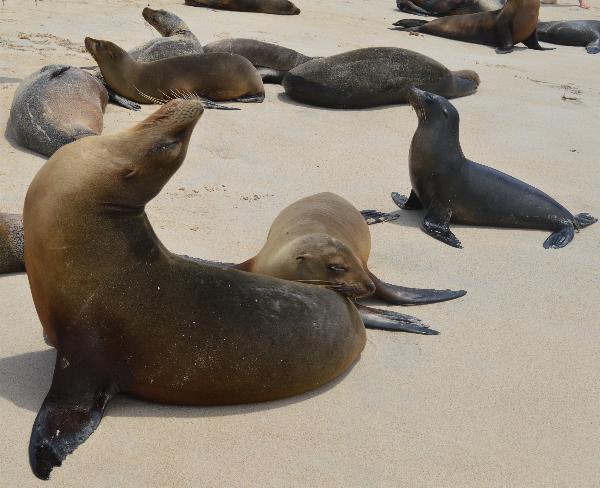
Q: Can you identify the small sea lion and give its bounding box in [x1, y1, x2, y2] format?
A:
[372, 88, 597, 249]
[0, 213, 24, 274]
[537, 20, 600, 54]
[393, 0, 550, 54]
[184, 0, 300, 15]
[203, 38, 312, 83]
[231, 192, 466, 334]
[85, 37, 265, 104]
[281, 47, 479, 109]
[25, 100, 365, 479]
[396, 0, 504, 17]
[8, 65, 108, 157]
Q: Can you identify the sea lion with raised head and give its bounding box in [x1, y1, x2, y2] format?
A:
[25, 100, 365, 479]
[203, 38, 312, 83]
[184, 0, 300, 15]
[393, 0, 549, 54]
[367, 88, 597, 249]
[85, 37, 264, 104]
[0, 213, 24, 274]
[396, 0, 504, 17]
[282, 47, 479, 109]
[8, 65, 108, 157]
[537, 20, 600, 54]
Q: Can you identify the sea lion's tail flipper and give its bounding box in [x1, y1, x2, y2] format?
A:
[29, 353, 116, 480]
[543, 222, 575, 249]
[391, 19, 428, 30]
[586, 40, 600, 54]
[368, 271, 466, 305]
[573, 213, 598, 229]
[360, 210, 400, 225]
[356, 303, 439, 335]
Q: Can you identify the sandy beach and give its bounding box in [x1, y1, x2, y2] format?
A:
[1, 0, 599, 486]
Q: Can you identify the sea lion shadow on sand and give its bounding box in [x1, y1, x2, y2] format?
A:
[275, 92, 405, 112]
[0, 349, 359, 416]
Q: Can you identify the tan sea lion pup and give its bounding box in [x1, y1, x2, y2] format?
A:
[0, 214, 24, 274]
[25, 99, 365, 480]
[85, 37, 265, 104]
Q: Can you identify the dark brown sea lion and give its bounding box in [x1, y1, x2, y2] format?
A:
[367, 88, 597, 248]
[0, 213, 24, 274]
[8, 65, 108, 157]
[203, 38, 312, 83]
[282, 47, 479, 109]
[85, 37, 264, 104]
[396, 0, 504, 17]
[537, 20, 600, 54]
[393, 0, 550, 54]
[184, 0, 300, 15]
[25, 100, 365, 479]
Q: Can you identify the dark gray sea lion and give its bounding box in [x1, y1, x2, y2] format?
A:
[378, 88, 597, 249]
[0, 213, 24, 274]
[397, 0, 504, 17]
[8, 65, 108, 157]
[184, 0, 300, 15]
[537, 20, 600, 54]
[281, 47, 479, 109]
[85, 37, 265, 104]
[203, 38, 311, 83]
[393, 0, 549, 54]
[25, 99, 365, 479]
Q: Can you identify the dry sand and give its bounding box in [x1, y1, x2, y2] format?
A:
[1, 0, 599, 486]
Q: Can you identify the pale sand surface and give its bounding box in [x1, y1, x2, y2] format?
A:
[1, 0, 599, 486]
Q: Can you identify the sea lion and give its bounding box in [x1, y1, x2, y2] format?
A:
[0, 213, 24, 274]
[393, 0, 550, 54]
[396, 0, 504, 17]
[184, 0, 300, 15]
[370, 88, 597, 249]
[85, 37, 265, 104]
[537, 20, 600, 54]
[231, 192, 466, 334]
[203, 38, 312, 83]
[25, 99, 365, 479]
[8, 65, 108, 157]
[281, 47, 479, 109]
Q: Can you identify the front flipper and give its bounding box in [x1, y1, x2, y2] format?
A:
[392, 19, 428, 30]
[360, 210, 400, 225]
[494, 25, 514, 54]
[29, 352, 116, 480]
[543, 222, 574, 249]
[106, 86, 141, 111]
[356, 303, 439, 335]
[391, 190, 423, 210]
[368, 271, 466, 305]
[522, 30, 554, 51]
[422, 204, 462, 248]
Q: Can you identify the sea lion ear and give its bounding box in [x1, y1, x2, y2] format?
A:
[296, 253, 312, 261]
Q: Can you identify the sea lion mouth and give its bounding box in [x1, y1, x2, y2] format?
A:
[84, 37, 101, 60]
[407, 86, 428, 121]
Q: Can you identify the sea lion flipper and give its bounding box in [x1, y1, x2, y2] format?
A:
[368, 271, 466, 305]
[586, 39, 600, 54]
[543, 222, 575, 249]
[391, 190, 423, 210]
[257, 67, 286, 84]
[106, 87, 141, 111]
[356, 303, 439, 335]
[522, 30, 554, 51]
[494, 25, 514, 54]
[421, 206, 462, 248]
[360, 210, 400, 225]
[29, 353, 116, 480]
[392, 19, 427, 30]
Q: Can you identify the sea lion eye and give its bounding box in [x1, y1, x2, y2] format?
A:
[327, 264, 348, 272]
[151, 139, 180, 153]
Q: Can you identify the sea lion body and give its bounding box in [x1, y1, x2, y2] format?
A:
[282, 47, 479, 109]
[203, 38, 311, 82]
[396, 88, 597, 248]
[85, 38, 265, 104]
[396, 0, 504, 16]
[0, 213, 25, 274]
[9, 65, 108, 157]
[393, 0, 545, 53]
[184, 0, 300, 15]
[25, 100, 364, 479]
[537, 20, 600, 54]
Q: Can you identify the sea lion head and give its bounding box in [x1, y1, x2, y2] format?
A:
[408, 87, 460, 135]
[142, 7, 188, 36]
[85, 37, 130, 67]
[286, 233, 375, 298]
[285, 1, 301, 14]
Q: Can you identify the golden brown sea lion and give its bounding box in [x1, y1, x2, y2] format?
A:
[84, 37, 265, 104]
[25, 100, 364, 480]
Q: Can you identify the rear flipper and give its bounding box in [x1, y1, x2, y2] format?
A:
[356, 303, 439, 335]
[106, 87, 141, 111]
[396, 0, 435, 16]
[574, 213, 598, 228]
[257, 67, 286, 84]
[231, 94, 265, 103]
[29, 352, 116, 480]
[360, 210, 400, 225]
[199, 99, 241, 110]
[392, 19, 428, 30]
[543, 221, 574, 249]
[522, 30, 555, 51]
[586, 40, 600, 54]
[368, 271, 466, 305]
